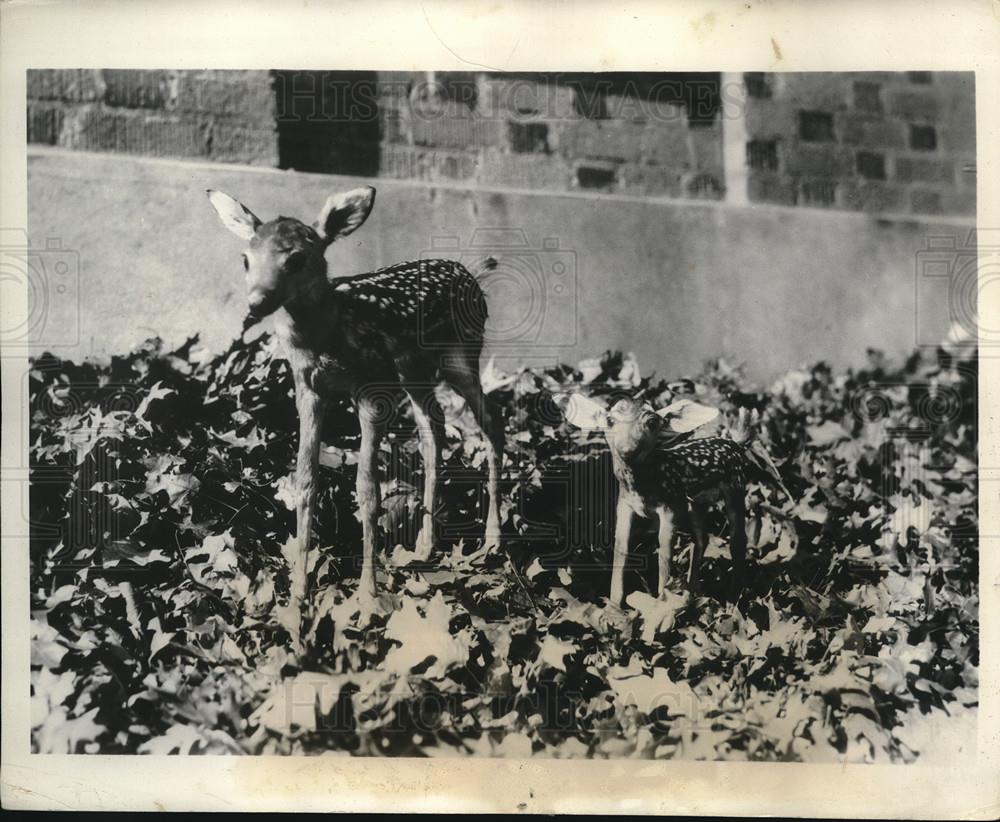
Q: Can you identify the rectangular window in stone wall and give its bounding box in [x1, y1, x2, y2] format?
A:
[576, 161, 618, 189]
[800, 179, 838, 207]
[856, 151, 887, 180]
[798, 111, 835, 142]
[744, 72, 772, 99]
[909, 124, 937, 151]
[508, 121, 550, 154]
[432, 72, 479, 108]
[687, 173, 724, 199]
[746, 139, 779, 171]
[560, 72, 722, 126]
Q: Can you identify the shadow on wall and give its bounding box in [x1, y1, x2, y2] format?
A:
[273, 70, 381, 176]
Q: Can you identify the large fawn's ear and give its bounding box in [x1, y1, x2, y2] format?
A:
[315, 186, 376, 244]
[206, 190, 261, 241]
[655, 398, 720, 433]
[554, 393, 610, 431]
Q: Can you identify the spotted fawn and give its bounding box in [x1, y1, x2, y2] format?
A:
[559, 394, 777, 605]
[208, 186, 504, 631]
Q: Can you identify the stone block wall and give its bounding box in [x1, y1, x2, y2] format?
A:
[28, 69, 976, 217]
[275, 70, 726, 200]
[742, 72, 975, 216]
[27, 69, 278, 166]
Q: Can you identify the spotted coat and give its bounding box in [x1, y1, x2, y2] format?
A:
[291, 258, 487, 395]
[613, 437, 749, 517]
[334, 258, 487, 341]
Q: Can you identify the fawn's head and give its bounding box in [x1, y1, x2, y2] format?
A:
[207, 186, 376, 318]
[556, 394, 663, 459]
[604, 398, 664, 459]
[556, 393, 721, 462]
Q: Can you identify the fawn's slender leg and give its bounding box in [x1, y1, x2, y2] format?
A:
[443, 358, 503, 550]
[610, 495, 633, 607]
[403, 383, 446, 561]
[687, 501, 710, 598]
[722, 484, 747, 601]
[656, 505, 677, 598]
[355, 392, 386, 600]
[293, 383, 326, 614]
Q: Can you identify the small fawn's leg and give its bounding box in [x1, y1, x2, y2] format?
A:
[656, 505, 677, 598]
[687, 501, 710, 598]
[444, 360, 503, 550]
[723, 484, 748, 602]
[610, 494, 633, 607]
[403, 384, 445, 561]
[293, 385, 326, 616]
[355, 393, 387, 600]
[119, 581, 141, 637]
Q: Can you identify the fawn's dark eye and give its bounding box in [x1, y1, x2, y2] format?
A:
[241, 254, 249, 271]
[286, 251, 307, 271]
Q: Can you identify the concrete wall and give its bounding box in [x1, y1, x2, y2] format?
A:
[26, 148, 973, 382]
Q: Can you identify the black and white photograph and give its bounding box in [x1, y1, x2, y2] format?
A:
[2, 1, 998, 815]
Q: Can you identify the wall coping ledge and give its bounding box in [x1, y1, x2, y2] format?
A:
[27, 145, 977, 229]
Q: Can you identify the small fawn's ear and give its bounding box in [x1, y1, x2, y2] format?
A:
[655, 399, 720, 433]
[315, 186, 376, 244]
[206, 190, 261, 241]
[726, 407, 758, 444]
[554, 393, 610, 431]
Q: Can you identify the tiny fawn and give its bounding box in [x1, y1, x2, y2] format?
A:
[560, 394, 780, 606]
[208, 186, 504, 624]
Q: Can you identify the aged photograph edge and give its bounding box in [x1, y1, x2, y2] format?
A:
[1, 0, 998, 815]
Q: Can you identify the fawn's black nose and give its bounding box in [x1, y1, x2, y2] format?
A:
[636, 409, 659, 427]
